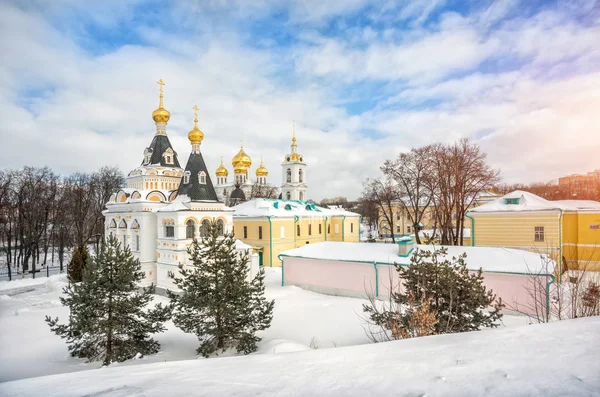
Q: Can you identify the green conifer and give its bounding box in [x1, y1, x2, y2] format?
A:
[67, 246, 89, 283]
[169, 220, 274, 357]
[46, 235, 170, 365]
[363, 247, 503, 336]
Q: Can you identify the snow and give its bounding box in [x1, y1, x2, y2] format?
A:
[232, 198, 359, 218]
[469, 190, 600, 213]
[280, 242, 554, 274]
[0, 268, 375, 383]
[1, 315, 598, 396]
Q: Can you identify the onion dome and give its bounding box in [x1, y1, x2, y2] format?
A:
[234, 162, 248, 174]
[152, 79, 171, 123]
[188, 105, 204, 144]
[232, 143, 252, 168]
[230, 183, 246, 201]
[255, 157, 268, 177]
[216, 157, 228, 177]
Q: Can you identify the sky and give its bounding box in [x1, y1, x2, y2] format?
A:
[0, 0, 599, 201]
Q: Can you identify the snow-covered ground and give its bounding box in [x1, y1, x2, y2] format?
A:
[2, 317, 599, 396]
[1, 267, 546, 389]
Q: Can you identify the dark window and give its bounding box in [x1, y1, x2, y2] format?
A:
[297, 224, 300, 236]
[328, 224, 330, 234]
[135, 235, 140, 251]
[299, 169, 303, 183]
[244, 226, 248, 239]
[534, 226, 545, 242]
[351, 223, 354, 233]
[217, 219, 225, 236]
[308, 224, 312, 235]
[287, 168, 291, 183]
[258, 226, 263, 240]
[165, 226, 174, 238]
[186, 220, 195, 239]
[319, 224, 322, 234]
[201, 220, 210, 237]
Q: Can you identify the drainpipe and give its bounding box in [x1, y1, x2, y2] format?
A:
[293, 215, 299, 247]
[342, 215, 346, 242]
[465, 213, 475, 246]
[267, 216, 273, 267]
[373, 262, 379, 297]
[546, 274, 555, 320]
[278, 254, 284, 286]
[558, 209, 563, 282]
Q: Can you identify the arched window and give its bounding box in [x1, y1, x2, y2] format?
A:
[186, 219, 195, 239]
[286, 168, 291, 183]
[199, 171, 206, 184]
[200, 219, 210, 238]
[299, 169, 303, 183]
[183, 171, 191, 184]
[286, 191, 291, 200]
[217, 219, 225, 236]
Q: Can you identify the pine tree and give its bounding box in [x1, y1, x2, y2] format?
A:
[67, 246, 89, 283]
[46, 235, 170, 365]
[169, 220, 274, 357]
[363, 247, 503, 337]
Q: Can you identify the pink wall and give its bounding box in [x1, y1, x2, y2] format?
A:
[283, 258, 552, 315]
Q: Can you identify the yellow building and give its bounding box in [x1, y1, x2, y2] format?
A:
[232, 199, 361, 267]
[466, 190, 600, 272]
[377, 192, 500, 244]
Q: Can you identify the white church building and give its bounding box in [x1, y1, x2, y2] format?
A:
[104, 81, 261, 292]
[104, 80, 309, 292]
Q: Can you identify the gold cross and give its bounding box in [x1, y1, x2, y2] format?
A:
[157, 79, 165, 96]
[193, 104, 199, 119]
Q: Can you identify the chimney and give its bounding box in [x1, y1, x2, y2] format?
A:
[397, 236, 415, 257]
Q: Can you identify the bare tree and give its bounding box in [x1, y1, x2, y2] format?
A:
[382, 146, 434, 244]
[249, 183, 278, 200]
[362, 177, 397, 242]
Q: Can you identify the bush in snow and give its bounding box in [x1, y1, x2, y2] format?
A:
[363, 247, 503, 341]
[46, 235, 170, 365]
[168, 220, 274, 357]
[67, 246, 89, 283]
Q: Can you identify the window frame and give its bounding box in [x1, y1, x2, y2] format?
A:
[534, 226, 545, 242]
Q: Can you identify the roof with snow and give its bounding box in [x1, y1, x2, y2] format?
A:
[280, 241, 554, 274]
[143, 134, 181, 168]
[468, 190, 600, 213]
[232, 198, 360, 218]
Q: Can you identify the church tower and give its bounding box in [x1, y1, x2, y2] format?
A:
[126, 79, 184, 192]
[281, 122, 307, 201]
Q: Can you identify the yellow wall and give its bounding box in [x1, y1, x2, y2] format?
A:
[568, 212, 600, 271]
[233, 215, 360, 267]
[470, 211, 561, 256]
[471, 210, 600, 272]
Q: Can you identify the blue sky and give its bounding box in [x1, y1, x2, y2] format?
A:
[1, 0, 599, 200]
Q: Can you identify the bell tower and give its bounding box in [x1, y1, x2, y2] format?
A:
[281, 121, 307, 201]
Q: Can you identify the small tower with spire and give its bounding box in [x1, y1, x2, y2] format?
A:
[281, 121, 307, 201]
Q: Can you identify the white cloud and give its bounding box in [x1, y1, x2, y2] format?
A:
[0, 0, 599, 203]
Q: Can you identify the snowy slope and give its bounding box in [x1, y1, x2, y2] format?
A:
[1, 317, 599, 397]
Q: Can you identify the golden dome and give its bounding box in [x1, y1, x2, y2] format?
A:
[255, 158, 268, 177]
[188, 105, 204, 144]
[152, 79, 171, 123]
[232, 143, 252, 167]
[234, 162, 247, 174]
[216, 157, 228, 177]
